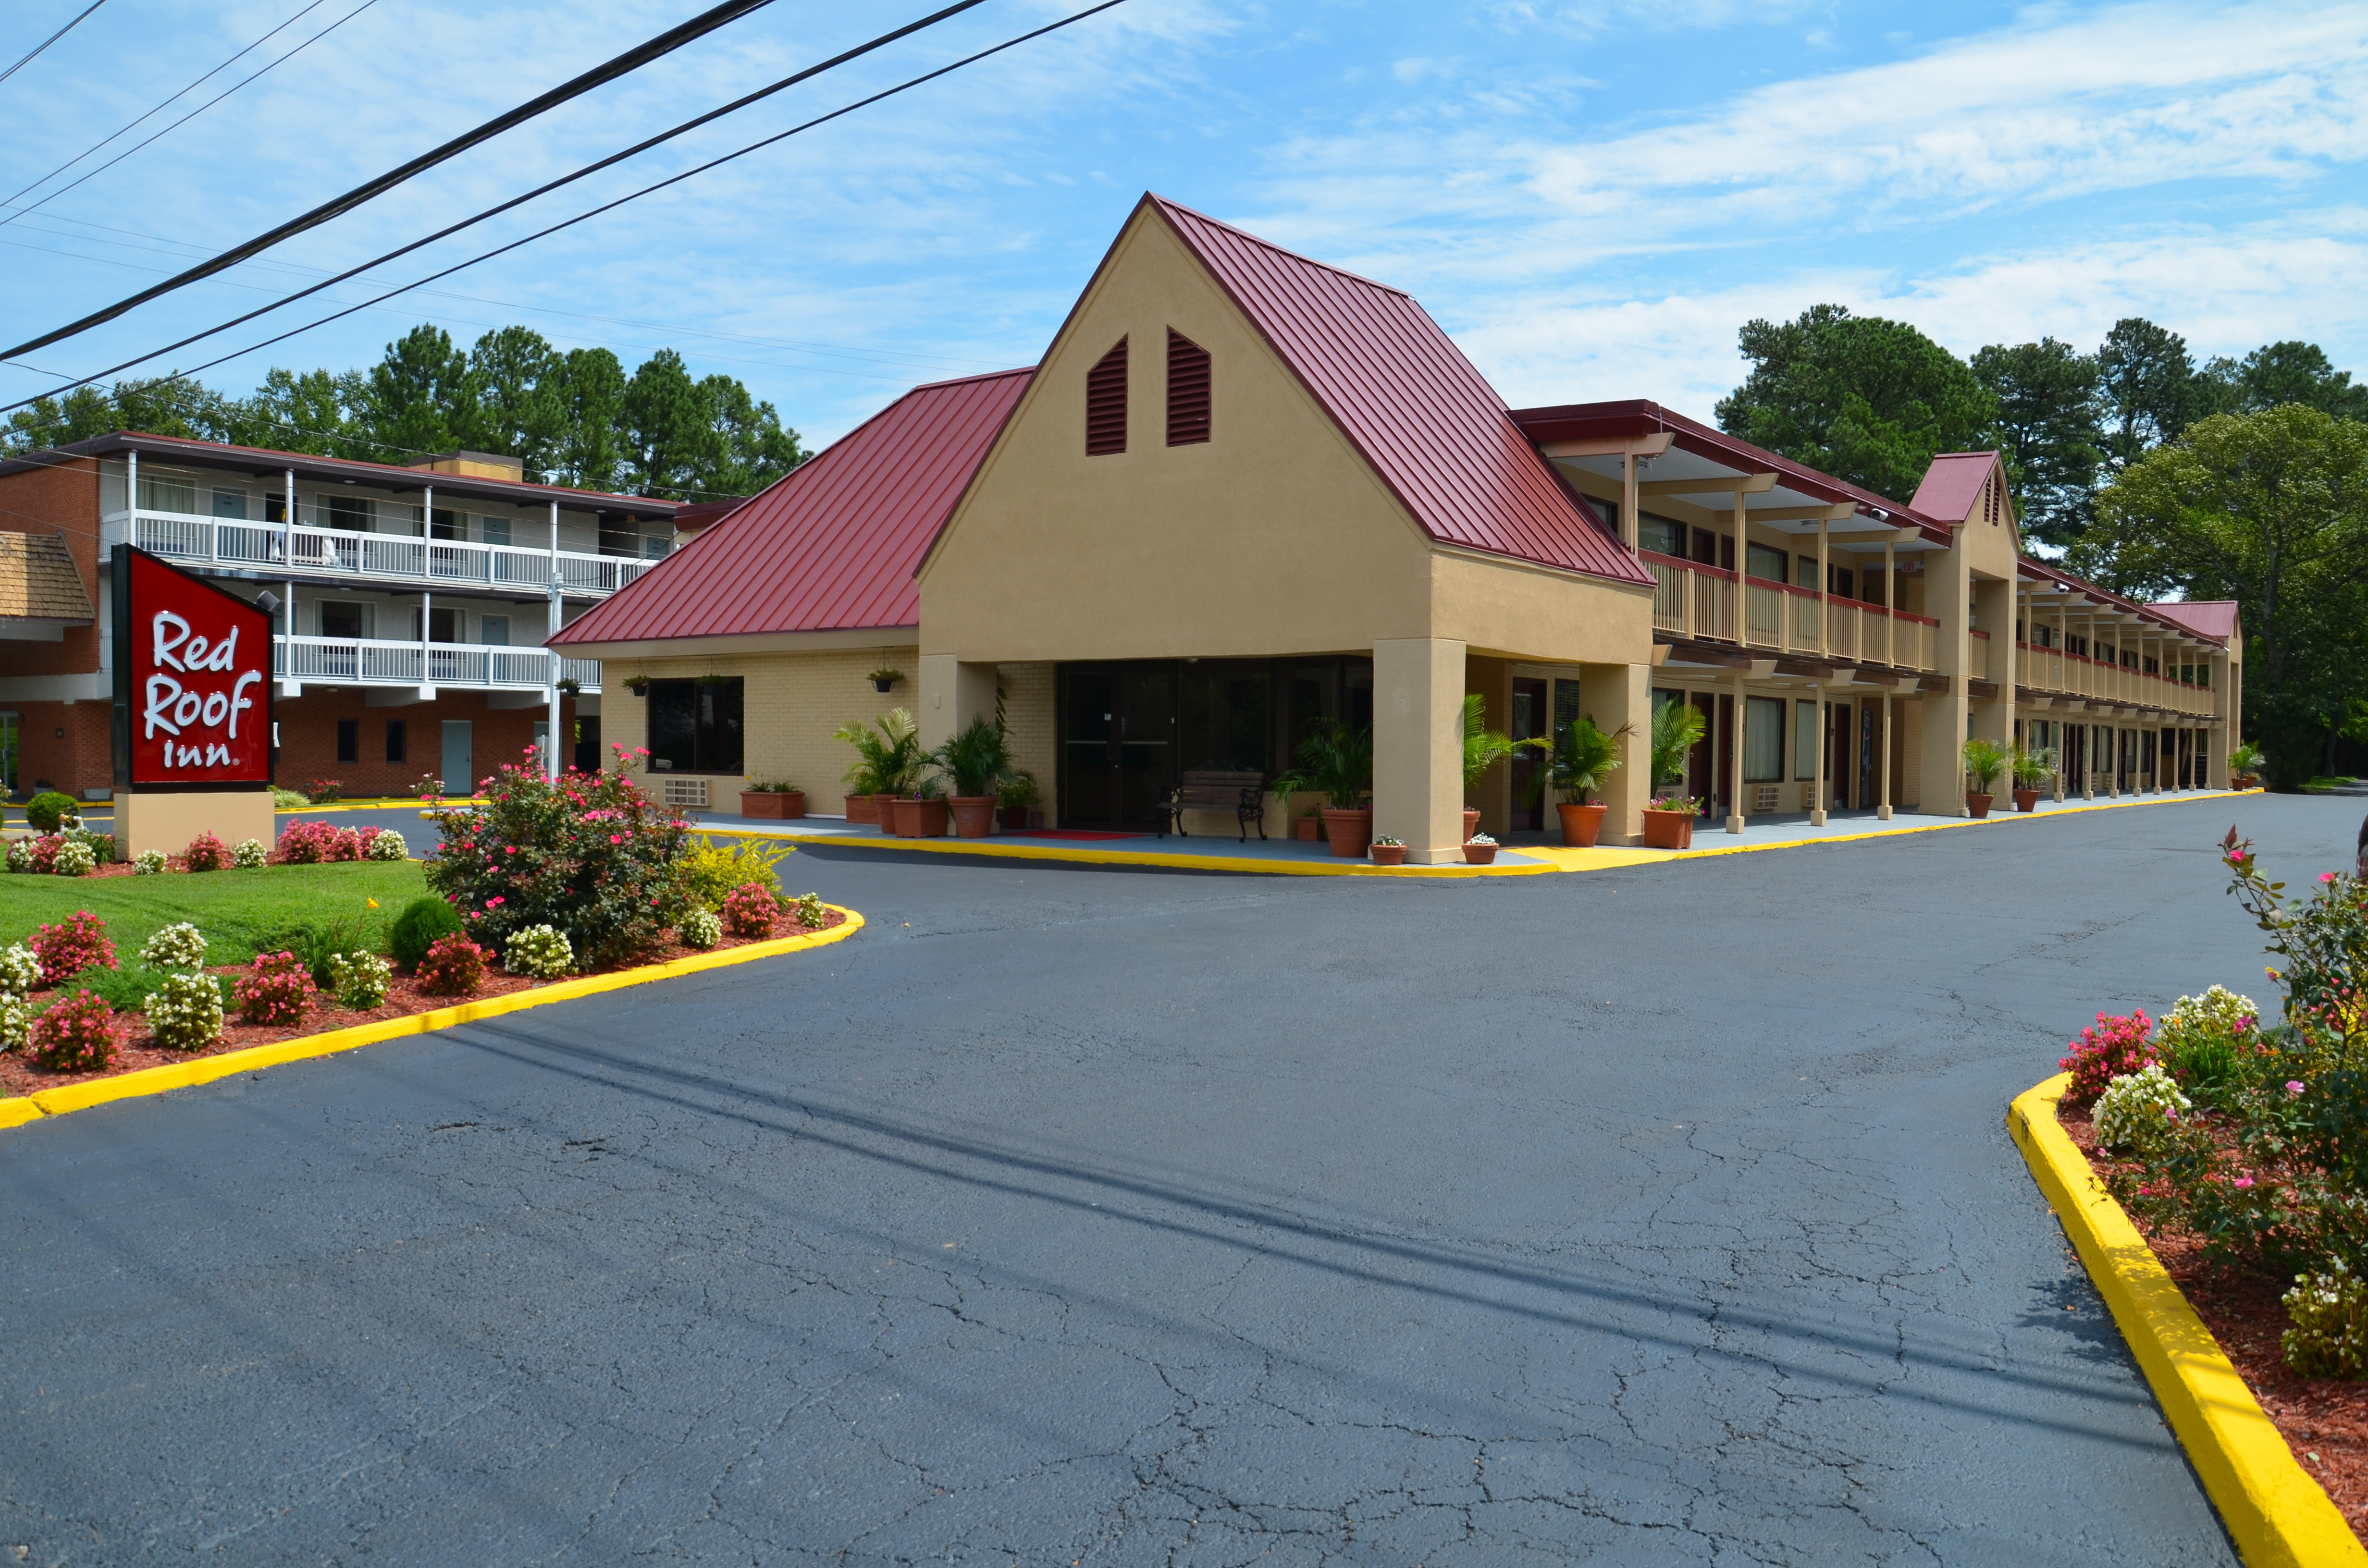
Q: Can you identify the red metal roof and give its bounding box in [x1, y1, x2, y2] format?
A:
[2141, 599, 2241, 643]
[2015, 556, 2237, 645]
[551, 368, 1033, 646]
[1910, 452, 2000, 522]
[1149, 197, 1653, 588]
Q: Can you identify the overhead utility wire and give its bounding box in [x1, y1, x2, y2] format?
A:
[0, 0, 108, 87]
[3, 0, 377, 229]
[2, 0, 784, 360]
[0, 0, 1132, 418]
[0, 0, 991, 391]
[1, 0, 338, 217]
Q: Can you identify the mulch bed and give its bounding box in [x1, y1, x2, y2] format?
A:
[1, 907, 846, 1100]
[2060, 1101, 2366, 1538]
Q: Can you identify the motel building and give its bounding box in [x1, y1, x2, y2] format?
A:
[551, 196, 2241, 862]
[0, 437, 686, 803]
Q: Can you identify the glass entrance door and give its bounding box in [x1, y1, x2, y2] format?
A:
[1508, 677, 1547, 831]
[1060, 663, 1177, 829]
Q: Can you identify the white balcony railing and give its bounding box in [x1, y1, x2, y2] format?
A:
[114, 509, 657, 597]
[274, 634, 599, 692]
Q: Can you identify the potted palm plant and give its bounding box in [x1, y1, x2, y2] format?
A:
[1547, 715, 1632, 847]
[740, 781, 806, 820]
[997, 771, 1041, 831]
[932, 715, 1009, 838]
[2009, 744, 2053, 813]
[1461, 693, 1541, 844]
[1641, 701, 1707, 849]
[836, 708, 923, 830]
[2229, 741, 2264, 790]
[1272, 719, 1373, 857]
[892, 775, 950, 838]
[1962, 736, 2008, 819]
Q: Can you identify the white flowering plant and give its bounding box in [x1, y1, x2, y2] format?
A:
[678, 908, 722, 950]
[232, 837, 269, 869]
[328, 951, 392, 1009]
[1467, 832, 1497, 846]
[0, 992, 28, 1053]
[140, 922, 209, 974]
[0, 943, 42, 997]
[144, 972, 225, 1052]
[364, 828, 409, 862]
[50, 839, 95, 877]
[134, 849, 169, 875]
[2282, 1258, 2367, 1378]
[503, 924, 574, 979]
[2094, 1064, 2191, 1151]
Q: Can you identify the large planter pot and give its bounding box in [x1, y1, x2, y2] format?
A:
[873, 792, 902, 832]
[1556, 801, 1608, 847]
[740, 791, 805, 820]
[949, 796, 996, 838]
[1293, 816, 1321, 842]
[2013, 787, 2040, 814]
[1369, 843, 1408, 866]
[1966, 792, 1994, 820]
[1463, 808, 1481, 843]
[892, 797, 950, 838]
[999, 805, 1030, 831]
[1463, 842, 1497, 865]
[1640, 809, 1694, 850]
[1320, 807, 1373, 858]
[844, 794, 877, 825]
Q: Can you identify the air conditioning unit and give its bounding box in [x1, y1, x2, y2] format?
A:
[661, 776, 709, 809]
[1755, 784, 1780, 813]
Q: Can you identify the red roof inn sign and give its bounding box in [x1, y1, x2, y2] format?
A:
[111, 545, 274, 790]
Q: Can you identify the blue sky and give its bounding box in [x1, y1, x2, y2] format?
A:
[2, 0, 2363, 450]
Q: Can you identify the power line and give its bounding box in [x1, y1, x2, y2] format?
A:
[0, 0, 1135, 418]
[0, 0, 108, 87]
[2, 0, 786, 361]
[0, 0, 335, 216]
[3, 0, 378, 229]
[2, 0, 995, 390]
[2, 0, 355, 227]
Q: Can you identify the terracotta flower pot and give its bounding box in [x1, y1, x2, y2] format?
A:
[1966, 792, 1994, 819]
[950, 796, 995, 838]
[2013, 787, 2040, 813]
[1463, 842, 1497, 865]
[1463, 808, 1480, 843]
[740, 791, 804, 820]
[1369, 843, 1408, 866]
[999, 805, 1030, 831]
[1640, 809, 1694, 850]
[1320, 806, 1373, 858]
[1294, 816, 1321, 842]
[844, 794, 877, 825]
[892, 797, 950, 838]
[1556, 800, 1608, 847]
[873, 792, 901, 832]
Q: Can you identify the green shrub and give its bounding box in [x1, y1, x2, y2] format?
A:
[679, 837, 791, 912]
[233, 951, 315, 1026]
[721, 882, 775, 939]
[677, 908, 722, 950]
[24, 790, 79, 833]
[422, 759, 688, 968]
[390, 896, 465, 970]
[794, 891, 827, 930]
[133, 849, 168, 875]
[184, 832, 229, 872]
[271, 786, 308, 809]
[328, 952, 392, 1009]
[2094, 1065, 2191, 1151]
[416, 933, 487, 997]
[503, 924, 573, 979]
[143, 973, 225, 1053]
[140, 922, 209, 974]
[2282, 1260, 2367, 1378]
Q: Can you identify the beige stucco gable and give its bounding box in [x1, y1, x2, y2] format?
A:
[918, 204, 1436, 662]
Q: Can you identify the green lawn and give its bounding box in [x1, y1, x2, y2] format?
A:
[0, 861, 429, 970]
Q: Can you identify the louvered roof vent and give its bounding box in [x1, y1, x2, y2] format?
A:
[1166, 328, 1209, 447]
[1086, 337, 1127, 456]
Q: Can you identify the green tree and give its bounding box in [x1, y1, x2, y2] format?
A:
[360, 325, 477, 456]
[2198, 342, 2368, 422]
[1970, 337, 2103, 550]
[1714, 304, 2000, 502]
[547, 345, 630, 491]
[620, 350, 805, 499]
[467, 326, 567, 480]
[222, 367, 369, 459]
[701, 373, 806, 497]
[2072, 405, 2368, 789]
[2097, 317, 2202, 475]
[4, 375, 230, 450]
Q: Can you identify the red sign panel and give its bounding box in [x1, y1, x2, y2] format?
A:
[123, 548, 273, 786]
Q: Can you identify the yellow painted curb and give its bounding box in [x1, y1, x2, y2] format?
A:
[0, 906, 863, 1128]
[2009, 1072, 2365, 1568]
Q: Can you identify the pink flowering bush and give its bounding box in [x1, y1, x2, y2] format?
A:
[275, 821, 364, 865]
[8, 833, 67, 874]
[183, 831, 230, 872]
[422, 749, 689, 968]
[720, 882, 776, 940]
[31, 910, 115, 985]
[415, 933, 487, 997]
[233, 951, 315, 1026]
[29, 989, 122, 1072]
[2060, 1010, 2156, 1104]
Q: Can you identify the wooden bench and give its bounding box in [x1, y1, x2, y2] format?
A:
[1156, 769, 1267, 841]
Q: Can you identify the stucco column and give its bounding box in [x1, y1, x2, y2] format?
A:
[1727, 669, 1747, 833]
[1578, 661, 1651, 845]
[1373, 637, 1466, 864]
[918, 654, 999, 754]
[1877, 693, 1893, 821]
[1919, 534, 1972, 817]
[1811, 685, 1827, 826]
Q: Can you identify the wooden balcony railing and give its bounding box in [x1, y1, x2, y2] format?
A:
[2016, 642, 2215, 717]
[1643, 551, 1937, 673]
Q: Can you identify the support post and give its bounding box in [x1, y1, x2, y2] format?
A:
[1811, 684, 1827, 827]
[1816, 518, 1829, 659]
[1883, 539, 1896, 666]
[546, 576, 563, 782]
[1373, 638, 1467, 864]
[917, 653, 998, 755]
[1878, 693, 1893, 820]
[1727, 669, 1746, 834]
[1621, 450, 1640, 553]
[1579, 662, 1652, 845]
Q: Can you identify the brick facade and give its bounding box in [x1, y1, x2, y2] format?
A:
[0, 455, 105, 681]
[271, 690, 581, 798]
[8, 700, 112, 799]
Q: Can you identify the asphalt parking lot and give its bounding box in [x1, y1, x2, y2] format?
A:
[4, 793, 2351, 1564]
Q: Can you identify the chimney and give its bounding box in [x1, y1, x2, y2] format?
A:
[407, 450, 525, 482]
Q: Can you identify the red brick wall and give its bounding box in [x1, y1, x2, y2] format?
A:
[271, 690, 579, 797]
[0, 456, 105, 679]
[11, 700, 112, 798]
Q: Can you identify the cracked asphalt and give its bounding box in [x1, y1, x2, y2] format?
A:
[4, 793, 2356, 1565]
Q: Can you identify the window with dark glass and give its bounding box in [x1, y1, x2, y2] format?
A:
[1637, 514, 1684, 557]
[1745, 542, 1788, 583]
[1743, 696, 1785, 783]
[431, 507, 469, 541]
[336, 718, 358, 763]
[325, 494, 374, 533]
[385, 720, 407, 763]
[646, 678, 744, 773]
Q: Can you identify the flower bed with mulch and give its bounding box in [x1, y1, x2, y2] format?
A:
[1, 907, 846, 1101]
[2060, 1098, 2366, 1539]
